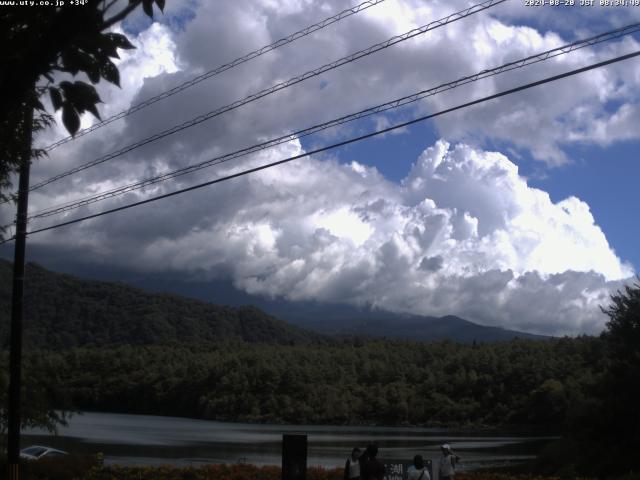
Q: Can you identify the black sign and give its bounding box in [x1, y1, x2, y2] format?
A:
[282, 434, 307, 480]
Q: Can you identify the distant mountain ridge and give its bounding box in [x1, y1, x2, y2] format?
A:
[0, 259, 548, 348]
[0, 260, 325, 349]
[289, 312, 548, 342]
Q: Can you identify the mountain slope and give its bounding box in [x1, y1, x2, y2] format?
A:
[0, 259, 548, 348]
[0, 260, 325, 349]
[285, 310, 548, 342]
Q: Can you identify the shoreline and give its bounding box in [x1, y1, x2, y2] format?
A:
[50, 409, 559, 436]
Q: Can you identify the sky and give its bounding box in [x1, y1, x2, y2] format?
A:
[2, 0, 640, 336]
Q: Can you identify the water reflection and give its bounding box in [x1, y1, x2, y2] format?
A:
[23, 412, 552, 468]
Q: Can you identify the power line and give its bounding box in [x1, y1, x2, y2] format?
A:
[26, 0, 507, 193]
[25, 22, 640, 221]
[2, 49, 635, 243]
[43, 0, 388, 152]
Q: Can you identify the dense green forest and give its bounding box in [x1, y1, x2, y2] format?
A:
[0, 337, 601, 427]
[0, 330, 637, 476]
[0, 260, 325, 348]
[0, 258, 638, 476]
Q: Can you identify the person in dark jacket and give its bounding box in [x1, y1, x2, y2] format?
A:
[344, 447, 362, 480]
[361, 444, 385, 480]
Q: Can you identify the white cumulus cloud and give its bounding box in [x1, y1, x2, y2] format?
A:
[27, 139, 632, 335]
[3, 0, 637, 337]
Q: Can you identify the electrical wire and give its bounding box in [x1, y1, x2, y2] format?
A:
[26, 0, 507, 193]
[25, 22, 640, 221]
[0, 49, 634, 244]
[43, 0, 388, 152]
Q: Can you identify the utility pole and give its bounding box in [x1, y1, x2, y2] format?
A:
[7, 101, 34, 480]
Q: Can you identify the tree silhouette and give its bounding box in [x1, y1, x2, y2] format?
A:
[0, 0, 166, 434]
[597, 281, 640, 475]
[0, 0, 166, 204]
[557, 281, 640, 476]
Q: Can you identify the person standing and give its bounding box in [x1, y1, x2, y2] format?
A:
[361, 444, 385, 480]
[344, 447, 362, 480]
[438, 444, 459, 480]
[407, 454, 431, 480]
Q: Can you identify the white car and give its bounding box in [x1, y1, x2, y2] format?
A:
[20, 445, 68, 460]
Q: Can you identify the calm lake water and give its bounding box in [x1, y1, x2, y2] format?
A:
[22, 412, 552, 469]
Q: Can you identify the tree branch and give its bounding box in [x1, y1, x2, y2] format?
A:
[102, 0, 121, 15]
[101, 0, 143, 31]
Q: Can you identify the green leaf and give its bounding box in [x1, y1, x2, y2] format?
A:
[85, 103, 101, 120]
[49, 88, 63, 111]
[60, 51, 81, 76]
[73, 81, 102, 106]
[61, 48, 98, 80]
[58, 81, 73, 95]
[86, 65, 101, 84]
[59, 82, 82, 107]
[73, 82, 102, 109]
[155, 0, 165, 12]
[100, 61, 120, 87]
[61, 103, 80, 136]
[142, 0, 154, 17]
[59, 81, 102, 121]
[100, 41, 120, 59]
[104, 32, 135, 50]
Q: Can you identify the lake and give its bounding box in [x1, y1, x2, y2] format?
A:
[23, 412, 552, 469]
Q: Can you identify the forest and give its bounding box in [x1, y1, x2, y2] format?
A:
[0, 337, 599, 428]
[0, 260, 325, 348]
[0, 259, 638, 476]
[0, 332, 634, 476]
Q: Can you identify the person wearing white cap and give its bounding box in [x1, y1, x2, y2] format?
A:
[438, 444, 460, 480]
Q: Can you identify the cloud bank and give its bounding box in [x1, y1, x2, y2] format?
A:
[29, 138, 633, 335]
[3, 0, 637, 336]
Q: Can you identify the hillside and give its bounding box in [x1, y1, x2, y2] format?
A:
[0, 261, 599, 431]
[290, 312, 548, 342]
[0, 259, 549, 348]
[0, 260, 325, 348]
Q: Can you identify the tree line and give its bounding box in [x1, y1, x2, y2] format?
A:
[0, 336, 602, 428]
[0, 257, 638, 476]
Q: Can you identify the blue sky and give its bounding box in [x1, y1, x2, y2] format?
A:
[319, 115, 640, 272]
[531, 140, 640, 272]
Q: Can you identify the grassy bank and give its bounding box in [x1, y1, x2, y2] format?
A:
[79, 468, 580, 480]
[4, 459, 625, 480]
[3, 461, 340, 480]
